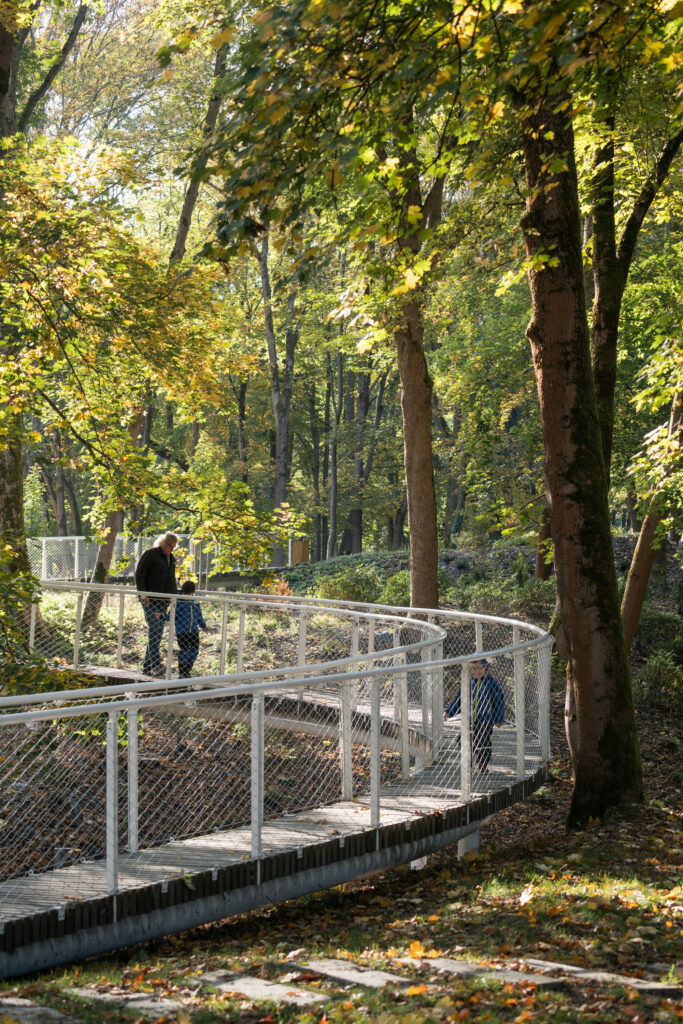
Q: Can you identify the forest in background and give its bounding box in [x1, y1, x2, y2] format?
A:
[2, 0, 683, 823]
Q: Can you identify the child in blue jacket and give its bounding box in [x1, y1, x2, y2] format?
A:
[445, 658, 505, 772]
[175, 580, 207, 678]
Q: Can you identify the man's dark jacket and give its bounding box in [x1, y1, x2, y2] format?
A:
[135, 546, 177, 600]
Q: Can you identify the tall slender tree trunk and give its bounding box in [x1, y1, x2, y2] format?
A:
[394, 292, 438, 608]
[260, 235, 298, 566]
[517, 89, 642, 825]
[326, 351, 343, 560]
[622, 395, 682, 650]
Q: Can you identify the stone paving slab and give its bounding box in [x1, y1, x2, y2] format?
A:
[66, 988, 183, 1014]
[293, 957, 411, 989]
[400, 957, 565, 989]
[197, 971, 328, 1006]
[520, 958, 682, 994]
[0, 997, 80, 1023]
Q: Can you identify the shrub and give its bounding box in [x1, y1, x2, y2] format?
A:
[633, 649, 683, 718]
[379, 570, 411, 607]
[634, 608, 683, 666]
[315, 565, 383, 604]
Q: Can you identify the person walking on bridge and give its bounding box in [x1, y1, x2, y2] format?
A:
[135, 532, 178, 676]
[445, 658, 505, 773]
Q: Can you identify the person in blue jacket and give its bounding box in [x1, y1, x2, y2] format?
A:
[444, 658, 505, 772]
[174, 580, 207, 678]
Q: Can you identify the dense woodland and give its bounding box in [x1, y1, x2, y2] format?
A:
[1, 0, 682, 823]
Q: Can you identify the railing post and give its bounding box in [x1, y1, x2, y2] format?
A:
[126, 693, 139, 853]
[460, 662, 471, 801]
[73, 593, 83, 668]
[41, 538, 47, 581]
[116, 591, 125, 669]
[74, 537, 80, 580]
[431, 637, 444, 756]
[370, 673, 380, 828]
[393, 625, 401, 722]
[513, 626, 525, 781]
[475, 619, 483, 654]
[219, 602, 229, 674]
[340, 677, 353, 801]
[166, 596, 176, 679]
[29, 602, 37, 651]
[298, 608, 307, 667]
[237, 605, 246, 672]
[399, 654, 410, 780]
[251, 693, 264, 860]
[538, 640, 553, 763]
[350, 620, 359, 709]
[106, 711, 119, 894]
[420, 643, 430, 736]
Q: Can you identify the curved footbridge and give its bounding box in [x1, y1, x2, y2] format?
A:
[0, 585, 552, 977]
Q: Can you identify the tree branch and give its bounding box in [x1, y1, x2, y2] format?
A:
[17, 3, 88, 133]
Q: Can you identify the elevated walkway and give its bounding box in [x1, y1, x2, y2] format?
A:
[1, 584, 552, 977]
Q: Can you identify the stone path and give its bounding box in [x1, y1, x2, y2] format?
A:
[5, 954, 678, 1021]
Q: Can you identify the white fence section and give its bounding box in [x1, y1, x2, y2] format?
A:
[27, 534, 220, 584]
[0, 583, 552, 926]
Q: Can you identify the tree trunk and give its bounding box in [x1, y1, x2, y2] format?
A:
[621, 395, 682, 650]
[626, 488, 640, 533]
[394, 293, 438, 608]
[326, 351, 343, 560]
[535, 503, 552, 580]
[259, 235, 298, 566]
[517, 90, 642, 825]
[81, 410, 145, 630]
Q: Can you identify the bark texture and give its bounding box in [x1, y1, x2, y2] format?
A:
[518, 91, 642, 824]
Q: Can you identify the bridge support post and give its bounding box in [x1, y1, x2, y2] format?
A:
[127, 695, 139, 853]
[350, 622, 359, 710]
[251, 694, 264, 859]
[457, 827, 479, 858]
[106, 711, 119, 895]
[460, 662, 471, 801]
[513, 627, 525, 781]
[420, 644, 430, 738]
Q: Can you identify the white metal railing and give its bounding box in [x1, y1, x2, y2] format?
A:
[0, 583, 552, 921]
[27, 533, 306, 583]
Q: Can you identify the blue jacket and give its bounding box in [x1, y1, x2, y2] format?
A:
[174, 596, 207, 635]
[446, 671, 505, 724]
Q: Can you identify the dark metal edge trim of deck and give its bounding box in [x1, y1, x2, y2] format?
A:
[0, 767, 545, 979]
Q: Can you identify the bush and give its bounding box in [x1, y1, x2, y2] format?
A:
[379, 570, 411, 607]
[633, 649, 683, 718]
[634, 608, 683, 666]
[315, 565, 383, 604]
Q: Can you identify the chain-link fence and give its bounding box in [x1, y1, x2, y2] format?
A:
[26, 535, 221, 583]
[0, 587, 551, 926]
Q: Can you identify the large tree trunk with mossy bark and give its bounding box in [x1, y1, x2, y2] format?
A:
[518, 91, 642, 826]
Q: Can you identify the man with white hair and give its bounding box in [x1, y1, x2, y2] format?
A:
[135, 532, 179, 676]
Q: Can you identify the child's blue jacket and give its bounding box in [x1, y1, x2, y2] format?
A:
[445, 671, 505, 724]
[174, 595, 207, 635]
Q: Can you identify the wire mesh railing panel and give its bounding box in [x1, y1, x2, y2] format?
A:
[0, 715, 108, 886]
[132, 699, 253, 850]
